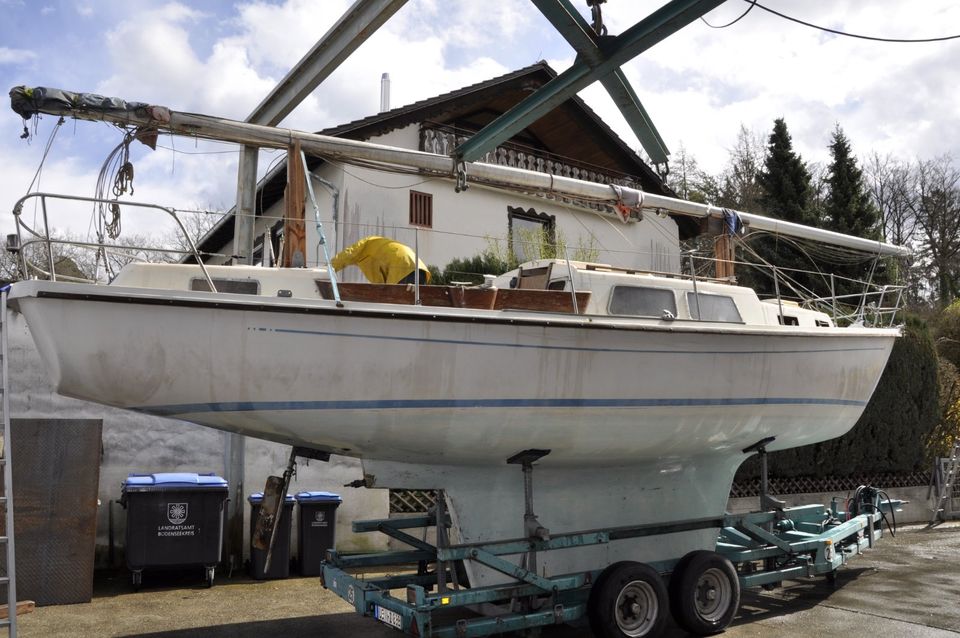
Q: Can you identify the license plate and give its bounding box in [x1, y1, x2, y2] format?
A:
[374, 605, 403, 630]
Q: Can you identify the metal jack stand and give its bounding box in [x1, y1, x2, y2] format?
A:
[507, 449, 551, 616]
[254, 446, 330, 572]
[743, 437, 786, 513]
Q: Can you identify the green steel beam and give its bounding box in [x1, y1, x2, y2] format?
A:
[454, 0, 727, 163]
[431, 604, 587, 638]
[530, 0, 670, 164]
[352, 513, 445, 532]
[327, 548, 435, 567]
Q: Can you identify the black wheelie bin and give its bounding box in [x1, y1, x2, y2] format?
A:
[295, 491, 342, 576]
[121, 472, 229, 590]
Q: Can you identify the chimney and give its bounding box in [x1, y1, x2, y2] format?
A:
[380, 73, 390, 113]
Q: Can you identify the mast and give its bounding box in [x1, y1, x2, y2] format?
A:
[9, 87, 910, 258]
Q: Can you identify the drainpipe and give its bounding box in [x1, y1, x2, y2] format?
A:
[309, 172, 340, 267]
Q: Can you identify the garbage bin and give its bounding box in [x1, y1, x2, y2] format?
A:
[295, 491, 342, 576]
[121, 472, 228, 590]
[248, 492, 294, 579]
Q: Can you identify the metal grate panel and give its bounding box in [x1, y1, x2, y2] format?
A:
[11, 418, 102, 605]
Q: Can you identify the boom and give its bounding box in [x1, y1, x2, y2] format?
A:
[9, 86, 909, 258]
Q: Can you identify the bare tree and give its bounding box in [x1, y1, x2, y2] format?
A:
[912, 155, 960, 306]
[163, 206, 227, 260]
[806, 161, 829, 219]
[865, 152, 917, 247]
[717, 125, 766, 213]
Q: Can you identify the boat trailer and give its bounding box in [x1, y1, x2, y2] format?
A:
[321, 451, 901, 638]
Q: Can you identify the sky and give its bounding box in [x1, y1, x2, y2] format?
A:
[0, 0, 958, 242]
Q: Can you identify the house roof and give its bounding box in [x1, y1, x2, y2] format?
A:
[190, 62, 692, 261]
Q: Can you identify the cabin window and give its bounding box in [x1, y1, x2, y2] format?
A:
[409, 190, 433, 228]
[190, 278, 261, 295]
[686, 292, 742, 322]
[508, 206, 555, 262]
[548, 280, 567, 291]
[815, 319, 831, 327]
[779, 315, 800, 326]
[609, 286, 677, 317]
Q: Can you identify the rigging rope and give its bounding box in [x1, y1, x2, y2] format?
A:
[94, 128, 138, 242]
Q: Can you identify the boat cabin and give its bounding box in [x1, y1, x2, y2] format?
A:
[109, 260, 834, 328]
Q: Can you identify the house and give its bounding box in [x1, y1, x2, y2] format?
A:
[190, 61, 694, 280]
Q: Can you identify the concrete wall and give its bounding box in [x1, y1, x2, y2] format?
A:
[6, 310, 389, 568]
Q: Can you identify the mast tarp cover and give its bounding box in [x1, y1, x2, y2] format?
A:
[10, 86, 148, 121]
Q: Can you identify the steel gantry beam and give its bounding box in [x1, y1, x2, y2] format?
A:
[530, 0, 670, 165]
[233, 0, 409, 265]
[247, 0, 409, 127]
[454, 0, 727, 164]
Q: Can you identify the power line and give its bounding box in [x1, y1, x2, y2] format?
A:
[701, 1, 756, 29]
[750, 1, 960, 43]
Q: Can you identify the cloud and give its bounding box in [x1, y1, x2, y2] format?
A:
[570, 1, 960, 173]
[0, 47, 36, 65]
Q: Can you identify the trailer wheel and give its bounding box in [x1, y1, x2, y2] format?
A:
[588, 561, 667, 638]
[669, 551, 739, 635]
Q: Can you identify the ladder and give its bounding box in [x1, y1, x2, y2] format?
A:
[931, 438, 960, 524]
[0, 289, 17, 635]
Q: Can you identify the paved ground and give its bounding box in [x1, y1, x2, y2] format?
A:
[17, 521, 960, 637]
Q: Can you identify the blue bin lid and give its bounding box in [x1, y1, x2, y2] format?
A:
[124, 472, 227, 488]
[295, 491, 342, 503]
[248, 492, 295, 504]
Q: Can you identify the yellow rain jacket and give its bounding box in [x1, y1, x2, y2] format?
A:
[330, 236, 431, 285]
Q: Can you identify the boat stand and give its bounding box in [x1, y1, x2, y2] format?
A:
[322, 454, 901, 637]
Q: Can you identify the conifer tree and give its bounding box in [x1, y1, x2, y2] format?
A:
[824, 125, 880, 239]
[823, 125, 884, 300]
[757, 118, 815, 226]
[744, 118, 818, 298]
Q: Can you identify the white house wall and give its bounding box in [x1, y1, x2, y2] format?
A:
[297, 125, 681, 278]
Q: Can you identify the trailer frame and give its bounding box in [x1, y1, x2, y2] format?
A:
[321, 488, 900, 638]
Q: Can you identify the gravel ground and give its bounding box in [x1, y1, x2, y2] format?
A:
[16, 521, 960, 637]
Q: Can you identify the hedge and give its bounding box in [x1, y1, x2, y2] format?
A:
[735, 316, 939, 480]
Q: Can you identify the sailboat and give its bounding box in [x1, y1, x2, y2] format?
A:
[7, 86, 906, 593]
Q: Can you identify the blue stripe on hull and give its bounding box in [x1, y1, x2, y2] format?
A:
[138, 396, 866, 417]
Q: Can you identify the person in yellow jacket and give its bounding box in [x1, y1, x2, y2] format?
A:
[330, 236, 432, 285]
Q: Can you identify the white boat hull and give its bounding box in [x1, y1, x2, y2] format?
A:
[11, 280, 895, 465]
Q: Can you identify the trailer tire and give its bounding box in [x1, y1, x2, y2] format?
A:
[588, 561, 667, 638]
[669, 551, 739, 635]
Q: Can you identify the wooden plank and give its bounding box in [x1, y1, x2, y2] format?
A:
[0, 600, 36, 619]
[316, 282, 497, 309]
[282, 140, 307, 267]
[316, 281, 590, 314]
[494, 289, 591, 314]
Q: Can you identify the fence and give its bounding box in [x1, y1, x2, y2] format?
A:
[389, 472, 932, 514]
